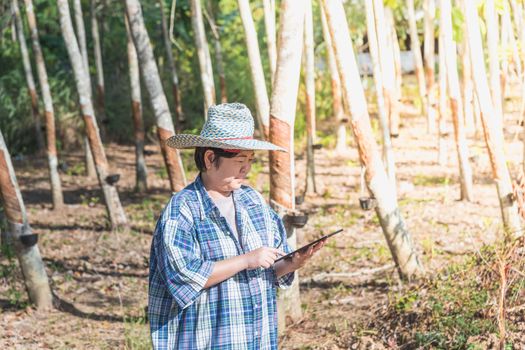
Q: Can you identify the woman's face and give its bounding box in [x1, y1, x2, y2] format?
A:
[205, 150, 255, 192]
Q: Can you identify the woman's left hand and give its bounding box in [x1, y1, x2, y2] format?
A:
[288, 239, 326, 270]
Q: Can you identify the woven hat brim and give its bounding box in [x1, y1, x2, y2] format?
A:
[166, 135, 286, 152]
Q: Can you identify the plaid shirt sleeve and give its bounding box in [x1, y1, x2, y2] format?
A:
[154, 211, 215, 309]
[270, 209, 295, 289]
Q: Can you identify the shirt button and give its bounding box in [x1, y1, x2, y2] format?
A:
[254, 304, 259, 309]
[255, 331, 259, 337]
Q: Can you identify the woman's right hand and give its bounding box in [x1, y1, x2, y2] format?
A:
[244, 247, 284, 270]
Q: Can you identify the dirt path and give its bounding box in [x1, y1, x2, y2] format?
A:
[1, 94, 523, 348]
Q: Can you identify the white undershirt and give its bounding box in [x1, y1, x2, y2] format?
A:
[212, 194, 239, 241]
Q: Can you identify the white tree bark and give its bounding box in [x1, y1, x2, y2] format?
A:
[22, 0, 64, 209]
[441, 0, 473, 201]
[485, 0, 504, 120]
[304, 0, 317, 194]
[375, 2, 400, 137]
[407, 0, 428, 117]
[464, 0, 522, 235]
[58, 0, 127, 228]
[191, 0, 215, 114]
[320, 2, 347, 154]
[365, 0, 397, 191]
[438, 24, 449, 166]
[124, 0, 187, 192]
[0, 129, 52, 310]
[91, 0, 106, 124]
[262, 0, 277, 85]
[424, 0, 437, 133]
[125, 15, 147, 193]
[268, 0, 305, 331]
[12, 0, 45, 152]
[322, 0, 424, 280]
[238, 0, 270, 138]
[159, 0, 185, 128]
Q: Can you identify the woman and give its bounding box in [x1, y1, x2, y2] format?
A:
[148, 103, 324, 349]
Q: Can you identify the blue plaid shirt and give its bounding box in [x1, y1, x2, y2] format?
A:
[148, 175, 295, 349]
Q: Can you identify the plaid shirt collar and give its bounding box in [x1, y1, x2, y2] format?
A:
[194, 174, 259, 221]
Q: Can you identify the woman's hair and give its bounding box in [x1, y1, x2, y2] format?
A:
[194, 147, 237, 172]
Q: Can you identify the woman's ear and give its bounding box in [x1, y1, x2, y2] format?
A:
[204, 150, 215, 170]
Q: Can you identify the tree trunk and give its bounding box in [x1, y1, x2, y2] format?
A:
[190, 0, 215, 114]
[158, 0, 185, 130]
[0, 129, 52, 309]
[464, 0, 522, 236]
[438, 25, 449, 166]
[58, 0, 127, 228]
[364, 0, 397, 192]
[322, 0, 425, 280]
[385, 7, 403, 104]
[22, 0, 64, 210]
[485, 0, 504, 120]
[262, 0, 276, 85]
[125, 16, 147, 193]
[376, 2, 400, 137]
[304, 0, 316, 195]
[237, 0, 270, 138]
[441, 0, 473, 201]
[268, 0, 305, 331]
[424, 0, 437, 133]
[72, 0, 97, 177]
[91, 0, 107, 126]
[124, 0, 187, 192]
[12, 0, 45, 152]
[204, 1, 227, 104]
[459, 29, 475, 135]
[407, 0, 428, 117]
[320, 3, 347, 155]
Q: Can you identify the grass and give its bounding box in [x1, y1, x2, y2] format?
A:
[124, 316, 151, 350]
[413, 174, 451, 187]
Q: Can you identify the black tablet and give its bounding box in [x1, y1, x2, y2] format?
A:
[275, 229, 343, 262]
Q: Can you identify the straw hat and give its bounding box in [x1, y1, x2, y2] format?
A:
[166, 103, 285, 152]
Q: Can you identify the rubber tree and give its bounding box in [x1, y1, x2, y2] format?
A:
[72, 0, 96, 177]
[424, 0, 437, 133]
[58, 0, 127, 228]
[124, 0, 187, 192]
[385, 7, 403, 107]
[158, 0, 185, 129]
[459, 19, 475, 135]
[238, 0, 270, 138]
[437, 20, 449, 166]
[374, 1, 400, 137]
[22, 0, 64, 210]
[441, 0, 473, 201]
[407, 0, 428, 119]
[364, 0, 397, 192]
[464, 0, 522, 235]
[191, 0, 215, 114]
[268, 0, 305, 330]
[12, 0, 45, 152]
[125, 15, 147, 193]
[319, 3, 348, 155]
[303, 0, 317, 194]
[0, 129, 52, 309]
[262, 0, 277, 84]
[203, 1, 227, 104]
[485, 0, 504, 120]
[322, 0, 425, 280]
[91, 0, 106, 125]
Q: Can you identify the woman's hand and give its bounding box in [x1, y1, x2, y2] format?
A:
[274, 239, 326, 278]
[289, 239, 326, 269]
[244, 247, 284, 269]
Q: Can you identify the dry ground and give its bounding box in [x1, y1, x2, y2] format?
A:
[1, 90, 525, 349]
